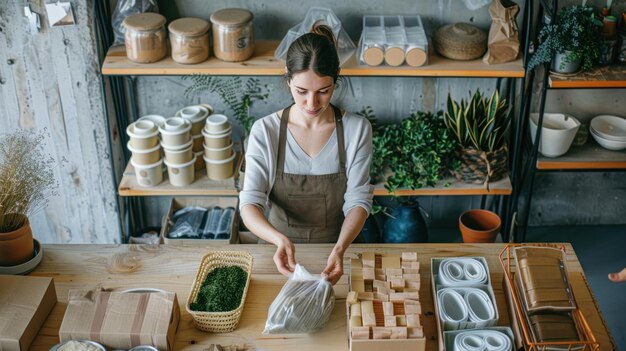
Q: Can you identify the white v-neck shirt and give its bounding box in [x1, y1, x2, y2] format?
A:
[239, 111, 374, 216]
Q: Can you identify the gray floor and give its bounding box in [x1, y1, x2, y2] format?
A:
[428, 225, 626, 350]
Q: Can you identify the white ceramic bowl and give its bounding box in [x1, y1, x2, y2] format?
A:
[590, 129, 626, 151]
[590, 115, 626, 141]
[529, 113, 580, 157]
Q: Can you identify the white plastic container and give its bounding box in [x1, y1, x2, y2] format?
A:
[590, 115, 626, 140]
[131, 158, 164, 187]
[159, 117, 191, 147]
[590, 129, 626, 150]
[204, 142, 233, 160]
[202, 126, 232, 148]
[127, 120, 159, 149]
[204, 114, 231, 133]
[127, 141, 161, 165]
[164, 155, 196, 186]
[179, 105, 210, 135]
[529, 113, 580, 157]
[162, 140, 193, 164]
[204, 153, 236, 180]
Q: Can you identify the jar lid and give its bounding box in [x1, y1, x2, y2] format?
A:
[169, 17, 210, 36]
[210, 8, 253, 27]
[123, 13, 166, 31]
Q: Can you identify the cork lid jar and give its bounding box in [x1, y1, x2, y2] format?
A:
[123, 13, 167, 63]
[210, 8, 255, 62]
[169, 17, 211, 64]
[433, 23, 487, 61]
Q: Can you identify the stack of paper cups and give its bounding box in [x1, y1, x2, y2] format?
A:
[126, 120, 163, 187]
[177, 104, 213, 170]
[202, 114, 235, 180]
[160, 117, 195, 186]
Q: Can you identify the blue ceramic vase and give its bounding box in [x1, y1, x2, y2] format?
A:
[383, 202, 428, 243]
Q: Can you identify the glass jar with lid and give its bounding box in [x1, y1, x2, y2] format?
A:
[210, 8, 255, 62]
[123, 13, 167, 63]
[169, 17, 210, 64]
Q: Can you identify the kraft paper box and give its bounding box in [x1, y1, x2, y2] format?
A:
[59, 290, 180, 351]
[0, 275, 57, 351]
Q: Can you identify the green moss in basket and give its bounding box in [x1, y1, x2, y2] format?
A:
[190, 266, 248, 312]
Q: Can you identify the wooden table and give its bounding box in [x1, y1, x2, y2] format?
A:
[28, 244, 615, 350]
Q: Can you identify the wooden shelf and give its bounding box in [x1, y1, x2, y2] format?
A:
[549, 65, 626, 88]
[372, 175, 512, 196]
[102, 41, 525, 78]
[118, 158, 241, 196]
[537, 141, 626, 170]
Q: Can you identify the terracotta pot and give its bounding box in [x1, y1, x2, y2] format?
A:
[0, 215, 35, 266]
[459, 210, 500, 243]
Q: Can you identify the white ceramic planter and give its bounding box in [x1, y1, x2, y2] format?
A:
[530, 113, 580, 157]
[159, 117, 191, 147]
[127, 141, 161, 165]
[164, 155, 196, 186]
[204, 153, 236, 180]
[202, 126, 232, 148]
[127, 120, 159, 149]
[162, 140, 193, 164]
[131, 158, 164, 187]
[204, 142, 233, 160]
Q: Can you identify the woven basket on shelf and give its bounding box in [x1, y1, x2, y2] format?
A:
[186, 250, 253, 333]
[454, 145, 508, 186]
[433, 23, 487, 60]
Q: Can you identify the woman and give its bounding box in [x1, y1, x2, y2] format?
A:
[239, 24, 373, 285]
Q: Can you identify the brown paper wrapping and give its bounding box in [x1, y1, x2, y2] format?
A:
[529, 313, 580, 341]
[483, 0, 520, 64]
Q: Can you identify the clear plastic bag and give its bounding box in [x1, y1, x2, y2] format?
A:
[168, 206, 207, 238]
[460, 0, 491, 11]
[112, 0, 159, 45]
[263, 264, 335, 334]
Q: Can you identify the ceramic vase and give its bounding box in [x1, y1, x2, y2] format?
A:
[356, 215, 381, 243]
[459, 209, 500, 243]
[383, 202, 428, 243]
[0, 215, 34, 266]
[551, 51, 581, 74]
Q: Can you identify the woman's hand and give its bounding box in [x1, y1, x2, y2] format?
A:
[274, 237, 296, 277]
[322, 249, 344, 285]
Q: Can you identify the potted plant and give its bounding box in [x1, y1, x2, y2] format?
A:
[529, 5, 601, 73]
[0, 130, 57, 266]
[444, 89, 510, 185]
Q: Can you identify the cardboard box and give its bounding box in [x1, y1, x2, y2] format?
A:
[59, 290, 180, 351]
[444, 327, 515, 351]
[0, 275, 57, 351]
[161, 197, 239, 245]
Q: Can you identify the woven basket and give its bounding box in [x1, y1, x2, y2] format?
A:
[186, 250, 253, 332]
[454, 145, 508, 186]
[433, 23, 487, 60]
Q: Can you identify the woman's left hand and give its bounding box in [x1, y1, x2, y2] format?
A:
[322, 250, 344, 285]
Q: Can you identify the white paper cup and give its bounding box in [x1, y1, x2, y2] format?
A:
[202, 127, 232, 148]
[179, 106, 209, 135]
[132, 120, 157, 135]
[162, 140, 193, 164]
[127, 122, 159, 149]
[204, 114, 231, 133]
[194, 151, 205, 170]
[164, 155, 196, 186]
[137, 114, 166, 128]
[204, 153, 236, 180]
[131, 158, 164, 187]
[192, 134, 204, 152]
[159, 117, 191, 147]
[203, 142, 233, 160]
[127, 141, 161, 165]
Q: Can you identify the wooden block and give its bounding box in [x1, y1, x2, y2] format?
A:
[362, 252, 376, 267]
[373, 279, 390, 291]
[381, 255, 401, 269]
[390, 292, 419, 302]
[351, 268, 363, 279]
[402, 252, 417, 262]
[350, 315, 363, 328]
[364, 280, 373, 292]
[361, 301, 376, 327]
[396, 315, 407, 326]
[347, 291, 358, 305]
[402, 261, 420, 269]
[386, 268, 403, 277]
[351, 278, 365, 292]
[351, 302, 362, 316]
[404, 300, 422, 314]
[391, 327, 408, 339]
[403, 273, 420, 282]
[407, 327, 424, 339]
[391, 278, 405, 290]
[374, 292, 389, 301]
[358, 292, 374, 301]
[351, 258, 363, 269]
[372, 327, 391, 339]
[363, 267, 375, 280]
[382, 301, 394, 316]
[384, 315, 397, 327]
[351, 326, 370, 340]
[406, 314, 420, 328]
[403, 268, 420, 275]
[376, 286, 394, 295]
[406, 280, 420, 290]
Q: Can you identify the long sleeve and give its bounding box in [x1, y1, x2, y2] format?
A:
[342, 115, 374, 215]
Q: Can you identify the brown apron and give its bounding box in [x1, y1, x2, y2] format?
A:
[267, 104, 347, 243]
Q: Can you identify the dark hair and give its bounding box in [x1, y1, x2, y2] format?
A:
[286, 24, 340, 82]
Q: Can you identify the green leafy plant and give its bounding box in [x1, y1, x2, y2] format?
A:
[528, 5, 601, 71]
[184, 75, 270, 137]
[372, 111, 459, 193]
[444, 89, 510, 152]
[357, 106, 386, 181]
[0, 130, 58, 232]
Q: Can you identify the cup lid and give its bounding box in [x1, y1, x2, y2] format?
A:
[202, 125, 232, 137]
[179, 105, 209, 123]
[123, 13, 166, 31]
[205, 114, 230, 126]
[160, 117, 191, 134]
[138, 114, 166, 127]
[204, 152, 236, 164]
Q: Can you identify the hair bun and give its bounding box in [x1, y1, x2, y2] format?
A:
[310, 22, 337, 49]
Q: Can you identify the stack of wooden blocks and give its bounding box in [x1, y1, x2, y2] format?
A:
[347, 252, 425, 351]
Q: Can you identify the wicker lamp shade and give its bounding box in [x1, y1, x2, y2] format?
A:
[433, 23, 487, 60]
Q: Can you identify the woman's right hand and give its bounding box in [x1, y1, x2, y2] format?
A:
[274, 237, 296, 277]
